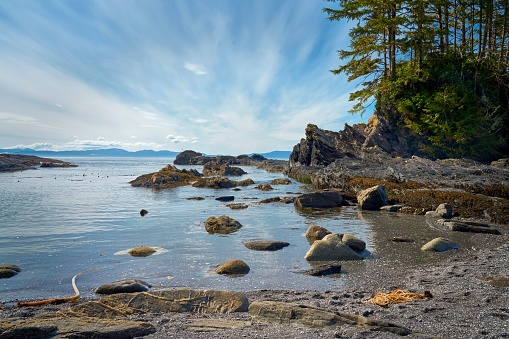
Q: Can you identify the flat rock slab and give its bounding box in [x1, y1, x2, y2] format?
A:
[444, 220, 501, 234]
[68, 289, 250, 319]
[244, 240, 290, 251]
[248, 301, 412, 336]
[0, 316, 156, 339]
[294, 191, 343, 208]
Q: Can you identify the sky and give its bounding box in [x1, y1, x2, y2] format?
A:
[0, 0, 367, 155]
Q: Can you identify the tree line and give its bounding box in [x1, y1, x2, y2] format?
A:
[325, 0, 509, 160]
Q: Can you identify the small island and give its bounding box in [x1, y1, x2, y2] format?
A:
[0, 153, 77, 172]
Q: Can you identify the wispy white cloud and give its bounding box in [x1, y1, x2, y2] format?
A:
[184, 63, 207, 75]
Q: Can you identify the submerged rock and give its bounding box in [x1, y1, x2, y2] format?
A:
[0, 264, 21, 279]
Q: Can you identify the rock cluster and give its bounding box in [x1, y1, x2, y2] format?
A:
[305, 233, 367, 261]
[129, 164, 202, 189]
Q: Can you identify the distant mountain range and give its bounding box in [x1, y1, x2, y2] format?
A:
[0, 148, 291, 160]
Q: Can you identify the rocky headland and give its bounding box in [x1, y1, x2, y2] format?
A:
[0, 153, 77, 172]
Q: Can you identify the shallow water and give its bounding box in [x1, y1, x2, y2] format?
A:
[0, 157, 477, 303]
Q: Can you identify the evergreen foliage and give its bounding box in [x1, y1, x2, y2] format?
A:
[325, 0, 509, 160]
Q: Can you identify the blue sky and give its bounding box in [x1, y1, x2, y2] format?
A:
[0, 0, 366, 154]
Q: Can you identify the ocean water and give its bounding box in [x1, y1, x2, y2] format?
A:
[0, 157, 476, 303]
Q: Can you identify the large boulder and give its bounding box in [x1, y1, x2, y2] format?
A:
[294, 191, 343, 208]
[205, 215, 243, 234]
[357, 184, 389, 210]
[305, 234, 363, 261]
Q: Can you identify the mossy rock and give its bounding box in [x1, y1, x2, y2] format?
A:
[128, 246, 157, 257]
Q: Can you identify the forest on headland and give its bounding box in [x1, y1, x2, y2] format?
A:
[325, 0, 509, 161]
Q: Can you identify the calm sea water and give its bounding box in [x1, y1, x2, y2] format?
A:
[0, 157, 476, 303]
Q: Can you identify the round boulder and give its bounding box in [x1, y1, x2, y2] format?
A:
[95, 279, 151, 294]
[305, 234, 362, 261]
[305, 225, 332, 242]
[215, 259, 250, 275]
[341, 234, 366, 252]
[421, 237, 459, 252]
[0, 264, 21, 279]
[205, 215, 243, 234]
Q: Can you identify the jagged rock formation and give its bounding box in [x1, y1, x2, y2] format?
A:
[289, 114, 422, 167]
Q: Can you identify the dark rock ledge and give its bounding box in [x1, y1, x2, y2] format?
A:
[0, 154, 77, 172]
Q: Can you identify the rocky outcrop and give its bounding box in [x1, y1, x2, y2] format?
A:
[438, 219, 502, 234]
[289, 114, 421, 167]
[174, 150, 289, 172]
[205, 215, 243, 234]
[129, 164, 202, 188]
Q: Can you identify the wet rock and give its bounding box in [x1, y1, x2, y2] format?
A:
[259, 196, 281, 203]
[128, 246, 157, 257]
[257, 183, 274, 191]
[421, 237, 459, 252]
[205, 215, 243, 234]
[0, 264, 21, 279]
[270, 178, 291, 185]
[216, 196, 234, 202]
[305, 225, 332, 242]
[305, 234, 362, 261]
[248, 301, 412, 335]
[244, 240, 290, 251]
[294, 191, 343, 208]
[215, 259, 250, 275]
[341, 234, 366, 252]
[303, 264, 342, 276]
[357, 184, 389, 210]
[140, 209, 148, 216]
[95, 279, 151, 294]
[186, 196, 205, 200]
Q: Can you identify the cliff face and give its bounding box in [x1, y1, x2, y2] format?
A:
[289, 114, 422, 167]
